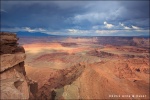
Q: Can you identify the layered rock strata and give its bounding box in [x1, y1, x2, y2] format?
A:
[0, 32, 37, 99]
[36, 63, 86, 99]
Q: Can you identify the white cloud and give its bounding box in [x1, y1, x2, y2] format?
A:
[1, 26, 149, 36]
[67, 29, 90, 35]
[67, 29, 78, 33]
[1, 27, 47, 33]
[119, 23, 143, 31]
[131, 25, 141, 30]
[124, 26, 131, 30]
[104, 21, 114, 29]
[119, 23, 131, 30]
[95, 30, 117, 35]
[24, 27, 34, 32]
[24, 27, 46, 32]
[132, 25, 143, 32]
[69, 29, 149, 36]
[95, 30, 118, 35]
[119, 23, 124, 27]
[46, 29, 92, 36]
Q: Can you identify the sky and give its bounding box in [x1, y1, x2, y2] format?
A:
[1, 0, 149, 36]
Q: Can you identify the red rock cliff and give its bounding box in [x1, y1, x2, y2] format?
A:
[0, 32, 38, 99]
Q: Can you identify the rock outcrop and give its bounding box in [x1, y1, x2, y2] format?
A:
[87, 49, 118, 58]
[33, 63, 86, 99]
[0, 32, 37, 99]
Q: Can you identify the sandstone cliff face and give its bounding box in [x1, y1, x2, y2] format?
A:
[36, 63, 85, 99]
[0, 32, 37, 99]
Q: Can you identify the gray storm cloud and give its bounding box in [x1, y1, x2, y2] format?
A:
[1, 1, 149, 36]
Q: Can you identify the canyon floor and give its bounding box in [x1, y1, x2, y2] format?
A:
[21, 36, 149, 99]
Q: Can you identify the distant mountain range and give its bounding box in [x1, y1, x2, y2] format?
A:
[8, 31, 150, 38]
[16, 31, 56, 37]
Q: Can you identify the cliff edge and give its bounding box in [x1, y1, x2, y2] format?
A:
[0, 32, 38, 99]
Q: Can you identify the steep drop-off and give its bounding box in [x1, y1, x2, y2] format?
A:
[0, 32, 38, 99]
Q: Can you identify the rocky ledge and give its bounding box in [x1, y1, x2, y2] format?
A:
[0, 32, 38, 99]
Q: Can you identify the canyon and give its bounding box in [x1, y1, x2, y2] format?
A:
[0, 32, 149, 99]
